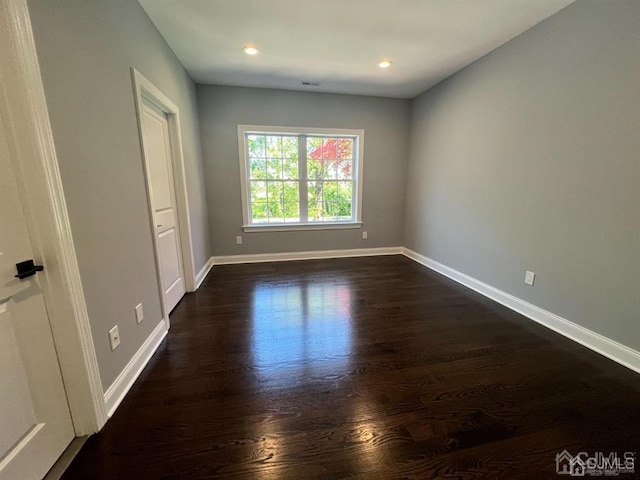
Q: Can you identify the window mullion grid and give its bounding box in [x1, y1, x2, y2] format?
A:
[245, 133, 253, 225]
[298, 134, 308, 223]
[263, 135, 270, 224]
[277, 136, 284, 223]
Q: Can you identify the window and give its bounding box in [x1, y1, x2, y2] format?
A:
[238, 125, 364, 231]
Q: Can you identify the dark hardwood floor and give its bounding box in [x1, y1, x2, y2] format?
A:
[61, 255, 640, 479]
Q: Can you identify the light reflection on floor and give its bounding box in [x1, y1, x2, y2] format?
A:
[251, 280, 353, 386]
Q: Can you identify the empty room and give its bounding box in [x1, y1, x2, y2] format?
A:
[0, 0, 638, 478]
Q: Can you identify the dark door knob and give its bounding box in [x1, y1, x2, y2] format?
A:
[15, 259, 44, 279]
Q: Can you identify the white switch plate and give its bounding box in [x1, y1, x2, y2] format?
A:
[108, 325, 120, 351]
[135, 303, 144, 324]
[236, 235, 243, 245]
[524, 271, 536, 286]
[362, 231, 368, 239]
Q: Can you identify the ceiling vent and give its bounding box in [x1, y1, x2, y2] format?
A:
[300, 81, 321, 87]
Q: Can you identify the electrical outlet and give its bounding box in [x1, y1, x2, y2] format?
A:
[135, 303, 144, 324]
[108, 325, 120, 351]
[362, 231, 368, 240]
[236, 235, 243, 245]
[524, 271, 536, 286]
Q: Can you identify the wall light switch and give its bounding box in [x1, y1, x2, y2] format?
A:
[525, 271, 536, 286]
[109, 325, 120, 351]
[135, 303, 144, 324]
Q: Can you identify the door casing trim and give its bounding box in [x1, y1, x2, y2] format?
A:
[0, 0, 107, 434]
[131, 68, 197, 328]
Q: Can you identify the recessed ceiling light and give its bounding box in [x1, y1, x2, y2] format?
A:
[378, 59, 392, 69]
[243, 45, 259, 56]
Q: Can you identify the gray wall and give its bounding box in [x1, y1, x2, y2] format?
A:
[198, 85, 411, 256]
[404, 1, 640, 350]
[27, 0, 210, 389]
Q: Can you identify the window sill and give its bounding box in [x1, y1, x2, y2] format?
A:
[242, 222, 362, 233]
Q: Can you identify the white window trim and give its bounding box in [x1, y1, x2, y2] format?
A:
[237, 125, 364, 232]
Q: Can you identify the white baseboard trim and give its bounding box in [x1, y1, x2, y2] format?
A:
[195, 257, 215, 289]
[103, 319, 168, 417]
[212, 246, 402, 265]
[401, 247, 640, 375]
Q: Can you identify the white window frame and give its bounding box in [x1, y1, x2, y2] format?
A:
[237, 125, 364, 232]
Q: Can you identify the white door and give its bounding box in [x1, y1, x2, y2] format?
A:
[140, 101, 186, 313]
[0, 121, 74, 479]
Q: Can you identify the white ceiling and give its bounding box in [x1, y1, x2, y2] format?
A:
[138, 0, 574, 98]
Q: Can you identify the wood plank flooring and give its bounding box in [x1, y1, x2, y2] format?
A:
[60, 255, 640, 479]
